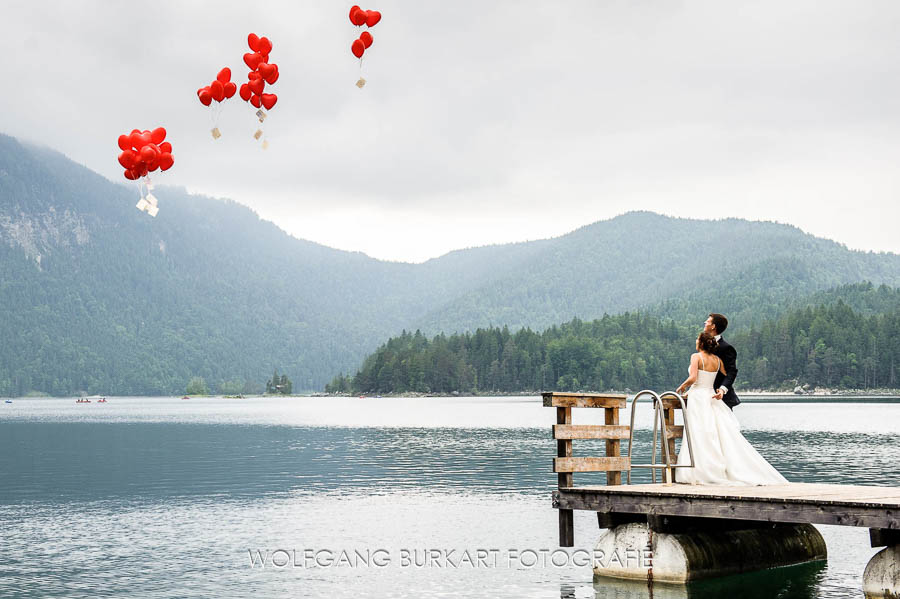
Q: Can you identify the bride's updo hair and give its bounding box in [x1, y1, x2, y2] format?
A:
[697, 331, 718, 353]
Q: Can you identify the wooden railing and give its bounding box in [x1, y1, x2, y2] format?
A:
[543, 391, 629, 546]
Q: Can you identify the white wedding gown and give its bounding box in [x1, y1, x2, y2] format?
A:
[674, 356, 787, 485]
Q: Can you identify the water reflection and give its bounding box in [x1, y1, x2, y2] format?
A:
[1, 422, 897, 504]
[574, 561, 826, 598]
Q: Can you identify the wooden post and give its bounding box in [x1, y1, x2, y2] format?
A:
[664, 406, 677, 483]
[605, 406, 621, 486]
[557, 405, 574, 547]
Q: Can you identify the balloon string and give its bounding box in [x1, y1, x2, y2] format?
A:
[210, 102, 224, 129]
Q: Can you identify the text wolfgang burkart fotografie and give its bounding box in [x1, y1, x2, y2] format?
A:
[248, 546, 653, 569]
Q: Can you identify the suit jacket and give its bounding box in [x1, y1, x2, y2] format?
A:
[712, 337, 740, 409]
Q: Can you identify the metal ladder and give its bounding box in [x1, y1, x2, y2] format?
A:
[625, 390, 695, 484]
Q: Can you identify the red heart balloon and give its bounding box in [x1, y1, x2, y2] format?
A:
[248, 33, 260, 51]
[244, 52, 263, 70]
[258, 63, 276, 81]
[118, 150, 135, 169]
[248, 71, 262, 80]
[352, 9, 367, 26]
[349, 5, 361, 23]
[124, 169, 137, 181]
[198, 86, 212, 106]
[159, 142, 172, 153]
[151, 127, 166, 144]
[117, 134, 131, 151]
[239, 83, 252, 101]
[224, 81, 237, 98]
[129, 131, 142, 149]
[351, 38, 365, 58]
[257, 36, 272, 55]
[366, 10, 381, 27]
[249, 78, 265, 96]
[265, 66, 279, 85]
[159, 152, 174, 171]
[360, 31, 373, 48]
[261, 93, 277, 110]
[210, 80, 225, 102]
[138, 131, 153, 147]
[217, 67, 231, 83]
[140, 146, 156, 164]
[250, 94, 261, 108]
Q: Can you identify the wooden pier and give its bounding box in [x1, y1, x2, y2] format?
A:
[544, 391, 900, 590]
[555, 482, 900, 537]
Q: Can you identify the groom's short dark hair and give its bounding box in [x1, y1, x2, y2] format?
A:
[709, 313, 728, 334]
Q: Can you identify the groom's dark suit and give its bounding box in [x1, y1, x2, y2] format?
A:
[711, 336, 740, 409]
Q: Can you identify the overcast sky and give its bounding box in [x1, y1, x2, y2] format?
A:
[2, 1, 900, 262]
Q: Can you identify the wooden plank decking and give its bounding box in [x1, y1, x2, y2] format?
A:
[553, 482, 900, 530]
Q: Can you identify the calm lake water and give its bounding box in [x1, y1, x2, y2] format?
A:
[0, 396, 898, 598]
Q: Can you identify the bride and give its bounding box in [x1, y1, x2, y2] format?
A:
[673, 331, 787, 485]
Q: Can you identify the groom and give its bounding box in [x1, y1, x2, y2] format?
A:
[704, 313, 740, 409]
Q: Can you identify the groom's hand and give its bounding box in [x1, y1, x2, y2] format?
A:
[714, 388, 725, 400]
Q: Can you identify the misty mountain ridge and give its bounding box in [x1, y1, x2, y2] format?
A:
[3, 132, 900, 395]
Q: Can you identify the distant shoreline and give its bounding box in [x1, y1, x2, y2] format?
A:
[8, 390, 900, 401]
[313, 389, 900, 400]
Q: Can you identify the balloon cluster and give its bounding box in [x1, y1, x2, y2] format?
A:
[116, 128, 174, 180]
[197, 68, 237, 107]
[349, 6, 381, 59]
[116, 128, 173, 217]
[239, 33, 279, 111]
[349, 5, 381, 87]
[197, 68, 237, 139]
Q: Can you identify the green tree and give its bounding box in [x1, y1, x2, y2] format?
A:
[186, 376, 208, 395]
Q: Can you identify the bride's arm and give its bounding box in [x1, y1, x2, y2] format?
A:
[676, 354, 699, 395]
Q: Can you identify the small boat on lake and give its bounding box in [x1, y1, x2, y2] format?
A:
[78, 395, 105, 403]
[4, 400, 11, 404]
[182, 396, 190, 400]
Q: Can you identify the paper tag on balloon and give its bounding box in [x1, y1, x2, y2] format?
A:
[356, 78, 367, 88]
[261, 140, 269, 150]
[147, 203, 159, 217]
[253, 129, 263, 140]
[145, 193, 158, 206]
[136, 198, 149, 212]
[256, 109, 267, 123]
[211, 127, 222, 139]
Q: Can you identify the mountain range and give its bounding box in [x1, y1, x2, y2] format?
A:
[3, 132, 900, 395]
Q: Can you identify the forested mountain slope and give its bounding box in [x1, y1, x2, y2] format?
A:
[3, 132, 900, 395]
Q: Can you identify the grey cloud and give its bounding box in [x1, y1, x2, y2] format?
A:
[2, 1, 900, 260]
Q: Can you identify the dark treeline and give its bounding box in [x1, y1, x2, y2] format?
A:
[328, 295, 900, 394]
